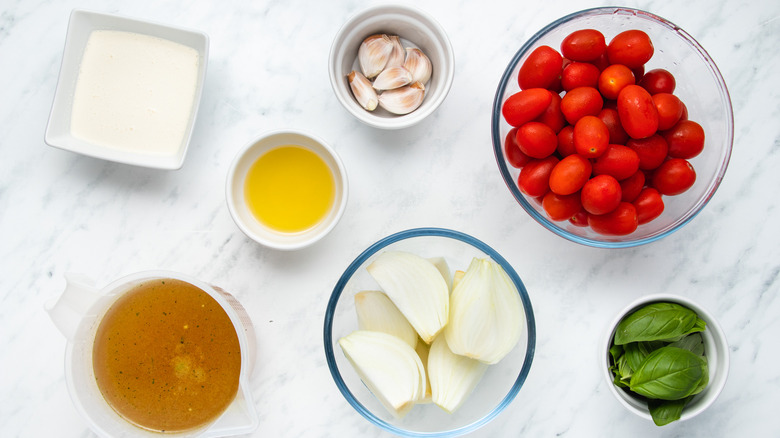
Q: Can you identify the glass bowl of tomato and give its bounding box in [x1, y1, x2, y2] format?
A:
[491, 7, 733, 247]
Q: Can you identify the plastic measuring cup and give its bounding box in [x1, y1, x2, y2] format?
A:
[46, 271, 259, 437]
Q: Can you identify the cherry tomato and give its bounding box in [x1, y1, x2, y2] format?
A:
[630, 64, 645, 84]
[652, 93, 684, 131]
[651, 158, 696, 195]
[592, 144, 640, 180]
[663, 120, 705, 159]
[502, 88, 553, 127]
[639, 68, 676, 94]
[561, 86, 603, 125]
[617, 85, 659, 139]
[518, 46, 564, 90]
[581, 174, 622, 215]
[504, 128, 531, 168]
[517, 155, 559, 197]
[533, 91, 566, 133]
[590, 53, 611, 71]
[549, 154, 593, 195]
[569, 210, 589, 227]
[588, 202, 638, 235]
[516, 122, 558, 158]
[680, 101, 689, 121]
[620, 170, 646, 202]
[607, 30, 654, 69]
[557, 125, 576, 157]
[597, 108, 629, 145]
[561, 62, 601, 91]
[633, 187, 665, 224]
[574, 115, 610, 158]
[543, 191, 583, 221]
[598, 64, 635, 100]
[626, 134, 668, 170]
[561, 29, 607, 62]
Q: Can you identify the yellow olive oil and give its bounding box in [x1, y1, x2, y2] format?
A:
[244, 145, 335, 233]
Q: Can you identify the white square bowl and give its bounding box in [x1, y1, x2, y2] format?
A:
[45, 9, 209, 170]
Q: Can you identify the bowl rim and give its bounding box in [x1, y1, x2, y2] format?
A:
[490, 6, 734, 248]
[328, 3, 455, 130]
[601, 293, 730, 423]
[323, 227, 536, 437]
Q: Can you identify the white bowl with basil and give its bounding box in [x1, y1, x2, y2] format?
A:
[602, 294, 729, 426]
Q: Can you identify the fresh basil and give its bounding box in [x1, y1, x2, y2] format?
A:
[629, 346, 707, 400]
[624, 341, 665, 371]
[614, 302, 703, 345]
[670, 332, 705, 357]
[648, 396, 693, 426]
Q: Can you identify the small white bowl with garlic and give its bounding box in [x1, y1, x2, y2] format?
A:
[328, 4, 455, 129]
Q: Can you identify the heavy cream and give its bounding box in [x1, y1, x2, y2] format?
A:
[70, 30, 199, 156]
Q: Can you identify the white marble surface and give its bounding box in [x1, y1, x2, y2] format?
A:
[1, 0, 779, 436]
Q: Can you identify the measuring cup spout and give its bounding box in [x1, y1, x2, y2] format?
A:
[45, 273, 100, 341]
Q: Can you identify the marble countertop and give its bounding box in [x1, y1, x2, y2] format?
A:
[2, 0, 779, 436]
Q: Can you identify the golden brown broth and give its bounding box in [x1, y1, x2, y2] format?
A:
[92, 279, 241, 432]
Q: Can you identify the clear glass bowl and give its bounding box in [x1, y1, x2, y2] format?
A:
[323, 228, 536, 437]
[491, 7, 734, 248]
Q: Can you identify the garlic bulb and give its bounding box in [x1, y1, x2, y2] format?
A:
[444, 258, 524, 364]
[359, 34, 394, 79]
[355, 290, 418, 349]
[372, 66, 413, 91]
[428, 334, 488, 413]
[377, 81, 425, 115]
[348, 70, 378, 111]
[338, 330, 426, 418]
[366, 250, 449, 343]
[403, 48, 432, 85]
[386, 35, 405, 69]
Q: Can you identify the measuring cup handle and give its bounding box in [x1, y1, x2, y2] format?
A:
[45, 273, 100, 341]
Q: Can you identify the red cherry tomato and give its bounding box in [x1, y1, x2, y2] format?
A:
[626, 134, 669, 170]
[516, 122, 558, 158]
[561, 86, 604, 125]
[533, 91, 566, 133]
[502, 88, 553, 127]
[651, 158, 696, 195]
[598, 64, 635, 100]
[652, 93, 684, 131]
[518, 46, 564, 90]
[549, 154, 593, 195]
[504, 128, 531, 168]
[617, 85, 659, 139]
[592, 144, 640, 180]
[590, 53, 611, 71]
[597, 108, 629, 145]
[663, 120, 705, 159]
[633, 187, 665, 224]
[581, 174, 622, 215]
[517, 155, 559, 197]
[569, 210, 589, 227]
[561, 29, 607, 62]
[588, 202, 638, 235]
[639, 68, 676, 94]
[607, 30, 654, 69]
[620, 170, 646, 202]
[573, 115, 610, 158]
[557, 125, 576, 157]
[561, 62, 601, 91]
[543, 191, 583, 221]
[680, 101, 689, 121]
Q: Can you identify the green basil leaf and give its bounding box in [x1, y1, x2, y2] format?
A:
[624, 341, 665, 371]
[648, 396, 693, 426]
[629, 346, 706, 400]
[669, 333, 705, 357]
[617, 354, 633, 381]
[614, 302, 699, 345]
[609, 344, 624, 363]
[690, 358, 709, 396]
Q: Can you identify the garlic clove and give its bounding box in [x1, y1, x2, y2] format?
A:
[366, 250, 449, 343]
[372, 66, 413, 91]
[444, 258, 524, 365]
[359, 34, 394, 79]
[348, 70, 378, 111]
[338, 330, 426, 418]
[377, 81, 425, 115]
[386, 35, 405, 69]
[355, 290, 418, 349]
[428, 334, 488, 414]
[415, 339, 433, 404]
[428, 257, 453, 293]
[403, 48, 432, 85]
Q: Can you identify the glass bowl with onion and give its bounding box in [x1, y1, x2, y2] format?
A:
[491, 7, 733, 248]
[323, 228, 535, 437]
